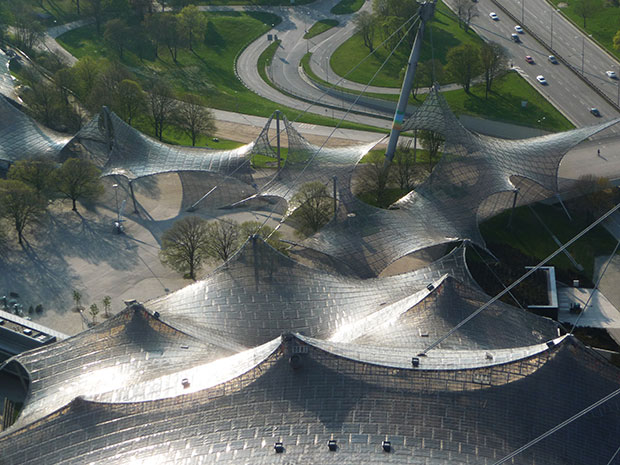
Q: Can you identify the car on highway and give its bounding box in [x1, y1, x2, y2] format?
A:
[536, 75, 547, 85]
[590, 107, 601, 117]
[489, 12, 499, 20]
[525, 55, 534, 64]
[606, 71, 618, 79]
[514, 25, 524, 33]
[511, 33, 520, 42]
[548, 55, 558, 64]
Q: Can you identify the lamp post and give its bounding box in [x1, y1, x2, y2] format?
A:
[112, 183, 119, 218]
[521, 0, 524, 24]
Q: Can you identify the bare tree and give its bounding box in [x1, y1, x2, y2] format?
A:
[160, 216, 210, 280]
[0, 180, 46, 246]
[117, 79, 146, 126]
[12, 6, 44, 52]
[480, 42, 508, 98]
[86, 0, 105, 35]
[176, 94, 215, 146]
[290, 181, 334, 236]
[393, 140, 417, 192]
[446, 44, 482, 93]
[148, 80, 177, 141]
[573, 0, 602, 27]
[204, 220, 240, 262]
[53, 158, 104, 212]
[357, 152, 392, 207]
[104, 19, 132, 58]
[354, 11, 376, 52]
[418, 130, 444, 171]
[455, 0, 479, 33]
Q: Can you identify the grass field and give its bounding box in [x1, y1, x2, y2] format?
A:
[331, 0, 365, 15]
[330, 1, 483, 88]
[304, 19, 339, 39]
[480, 203, 617, 281]
[57, 11, 382, 134]
[550, 1, 620, 60]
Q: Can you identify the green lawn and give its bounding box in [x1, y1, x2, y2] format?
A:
[304, 19, 339, 39]
[190, 0, 315, 4]
[480, 203, 617, 281]
[550, 1, 620, 60]
[57, 11, 379, 133]
[331, 0, 365, 15]
[330, 1, 483, 88]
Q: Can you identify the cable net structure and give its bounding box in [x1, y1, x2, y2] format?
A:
[0, 95, 70, 165]
[302, 88, 620, 277]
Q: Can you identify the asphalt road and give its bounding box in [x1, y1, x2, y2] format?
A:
[446, 0, 620, 136]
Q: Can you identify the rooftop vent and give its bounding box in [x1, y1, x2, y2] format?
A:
[153, 311, 160, 319]
[382, 440, 391, 452]
[327, 440, 337, 451]
[546, 340, 555, 349]
[426, 284, 434, 291]
[181, 378, 190, 388]
[485, 352, 494, 361]
[411, 357, 420, 368]
[274, 442, 284, 453]
[289, 354, 303, 370]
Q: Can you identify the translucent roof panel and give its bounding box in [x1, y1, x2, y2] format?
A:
[0, 95, 70, 164]
[1, 335, 619, 465]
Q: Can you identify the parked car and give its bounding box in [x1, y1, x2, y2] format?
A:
[511, 33, 520, 42]
[536, 75, 547, 85]
[489, 12, 499, 20]
[606, 71, 618, 79]
[548, 55, 558, 64]
[525, 55, 534, 64]
[514, 25, 524, 33]
[590, 107, 601, 117]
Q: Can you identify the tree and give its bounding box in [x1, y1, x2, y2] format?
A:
[73, 0, 81, 15]
[72, 57, 105, 100]
[614, 30, 620, 51]
[0, 180, 46, 245]
[160, 216, 210, 280]
[238, 221, 286, 254]
[179, 5, 207, 51]
[455, 0, 479, 33]
[87, 60, 132, 113]
[116, 80, 146, 126]
[357, 152, 392, 208]
[148, 80, 177, 141]
[418, 130, 444, 171]
[410, 59, 443, 99]
[102, 295, 112, 318]
[480, 42, 508, 98]
[73, 290, 82, 311]
[104, 19, 132, 58]
[12, 6, 44, 52]
[290, 181, 334, 235]
[89, 303, 99, 324]
[204, 220, 240, 262]
[446, 44, 482, 93]
[393, 140, 417, 192]
[53, 158, 104, 212]
[86, 0, 106, 35]
[8, 159, 57, 198]
[22, 80, 62, 128]
[573, 0, 601, 27]
[354, 11, 376, 52]
[176, 94, 215, 146]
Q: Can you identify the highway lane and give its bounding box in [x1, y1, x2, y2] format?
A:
[495, 0, 620, 110]
[445, 0, 620, 136]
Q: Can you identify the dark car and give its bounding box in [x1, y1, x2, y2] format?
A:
[590, 108, 601, 117]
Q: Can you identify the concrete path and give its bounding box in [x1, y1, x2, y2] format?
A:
[557, 286, 620, 330]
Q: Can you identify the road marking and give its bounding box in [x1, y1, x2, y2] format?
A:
[296, 123, 316, 130]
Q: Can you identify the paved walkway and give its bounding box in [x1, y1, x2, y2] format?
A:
[557, 286, 620, 330]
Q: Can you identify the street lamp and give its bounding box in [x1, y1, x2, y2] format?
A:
[550, 9, 559, 50]
[521, 0, 524, 24]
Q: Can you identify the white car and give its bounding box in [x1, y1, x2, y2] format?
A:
[489, 12, 499, 20]
[514, 25, 524, 33]
[536, 75, 547, 85]
[606, 71, 618, 79]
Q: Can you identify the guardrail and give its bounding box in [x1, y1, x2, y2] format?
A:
[490, 0, 620, 112]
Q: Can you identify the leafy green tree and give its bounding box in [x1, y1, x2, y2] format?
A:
[290, 182, 334, 235]
[89, 303, 99, 324]
[357, 151, 392, 208]
[8, 159, 57, 198]
[73, 290, 82, 310]
[53, 158, 104, 212]
[102, 295, 112, 318]
[179, 5, 207, 51]
[0, 180, 46, 245]
[160, 216, 210, 280]
[72, 57, 106, 100]
[446, 44, 482, 93]
[238, 221, 286, 254]
[614, 30, 620, 51]
[354, 11, 377, 52]
[204, 220, 240, 262]
[104, 18, 132, 58]
[176, 94, 215, 146]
